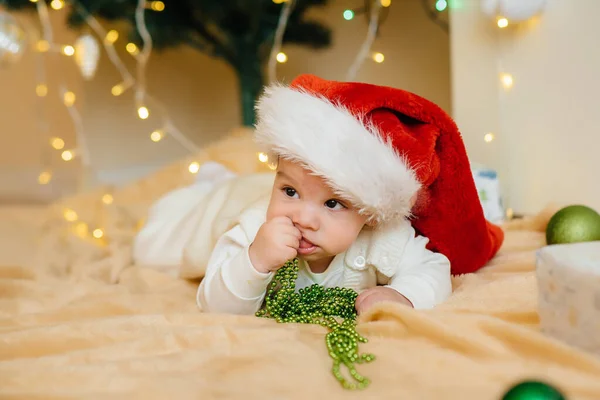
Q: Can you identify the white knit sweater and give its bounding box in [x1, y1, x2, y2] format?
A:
[197, 200, 452, 315]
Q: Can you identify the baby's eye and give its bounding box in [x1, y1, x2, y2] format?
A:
[325, 199, 345, 210]
[284, 187, 298, 198]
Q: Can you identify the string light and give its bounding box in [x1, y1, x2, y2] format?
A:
[50, 137, 64, 149]
[372, 52, 385, 63]
[137, 106, 150, 119]
[36, 84, 48, 97]
[74, 222, 88, 237]
[63, 208, 78, 222]
[75, 5, 135, 99]
[34, 0, 92, 171]
[126, 42, 139, 55]
[36, 40, 50, 52]
[61, 150, 74, 161]
[50, 0, 64, 10]
[92, 228, 104, 239]
[501, 73, 514, 89]
[105, 30, 119, 43]
[31, 0, 199, 183]
[60, 86, 89, 164]
[272, 0, 286, 3]
[131, 0, 200, 154]
[268, 0, 295, 84]
[276, 52, 287, 63]
[380, 0, 391, 7]
[38, 170, 52, 185]
[188, 162, 200, 174]
[62, 45, 75, 56]
[27, 1, 55, 187]
[150, 130, 164, 142]
[111, 83, 125, 96]
[497, 17, 509, 28]
[30, 0, 93, 195]
[484, 132, 495, 143]
[134, 0, 152, 123]
[506, 208, 514, 220]
[343, 10, 355, 20]
[104, 30, 119, 45]
[63, 91, 76, 107]
[25, 29, 52, 191]
[346, 0, 382, 81]
[29, 0, 38, 3]
[101, 193, 114, 204]
[149, 1, 165, 11]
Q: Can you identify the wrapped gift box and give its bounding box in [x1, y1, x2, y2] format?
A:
[471, 165, 505, 224]
[536, 241, 600, 356]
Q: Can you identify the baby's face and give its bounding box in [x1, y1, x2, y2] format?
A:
[266, 159, 368, 268]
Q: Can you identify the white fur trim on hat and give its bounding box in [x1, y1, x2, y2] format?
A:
[254, 84, 421, 224]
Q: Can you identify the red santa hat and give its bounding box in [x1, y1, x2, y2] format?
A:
[254, 74, 504, 275]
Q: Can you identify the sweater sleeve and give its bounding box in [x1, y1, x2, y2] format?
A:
[377, 224, 452, 309]
[196, 223, 274, 315]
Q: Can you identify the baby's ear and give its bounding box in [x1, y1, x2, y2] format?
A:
[364, 215, 378, 228]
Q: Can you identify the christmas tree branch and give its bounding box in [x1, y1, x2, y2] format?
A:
[191, 21, 237, 66]
[420, 0, 448, 33]
[185, 36, 220, 59]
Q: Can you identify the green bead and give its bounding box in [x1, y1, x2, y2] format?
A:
[502, 381, 566, 400]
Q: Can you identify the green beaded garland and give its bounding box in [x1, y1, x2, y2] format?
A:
[502, 380, 566, 400]
[256, 258, 375, 390]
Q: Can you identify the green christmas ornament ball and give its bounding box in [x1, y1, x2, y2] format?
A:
[502, 380, 566, 400]
[545, 205, 600, 245]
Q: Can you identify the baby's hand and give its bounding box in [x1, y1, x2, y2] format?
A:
[249, 216, 301, 273]
[355, 287, 413, 315]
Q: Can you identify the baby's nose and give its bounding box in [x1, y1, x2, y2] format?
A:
[292, 204, 319, 230]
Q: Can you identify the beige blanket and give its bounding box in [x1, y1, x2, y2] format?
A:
[2, 132, 600, 399]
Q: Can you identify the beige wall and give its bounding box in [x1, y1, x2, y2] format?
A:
[450, 1, 600, 215]
[1, 1, 450, 203]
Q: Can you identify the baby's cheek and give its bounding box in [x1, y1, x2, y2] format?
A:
[333, 222, 362, 247]
[323, 230, 355, 254]
[266, 198, 290, 221]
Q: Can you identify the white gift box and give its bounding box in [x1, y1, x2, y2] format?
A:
[536, 241, 600, 356]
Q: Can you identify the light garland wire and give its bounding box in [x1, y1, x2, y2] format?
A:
[58, 84, 89, 162]
[35, 0, 91, 168]
[26, 1, 103, 242]
[268, 0, 295, 84]
[65, 1, 199, 154]
[19, 17, 53, 183]
[134, 0, 152, 110]
[133, 0, 200, 153]
[345, 0, 382, 82]
[70, 1, 135, 95]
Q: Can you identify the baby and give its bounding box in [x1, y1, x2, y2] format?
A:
[197, 158, 452, 315]
[197, 74, 454, 316]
